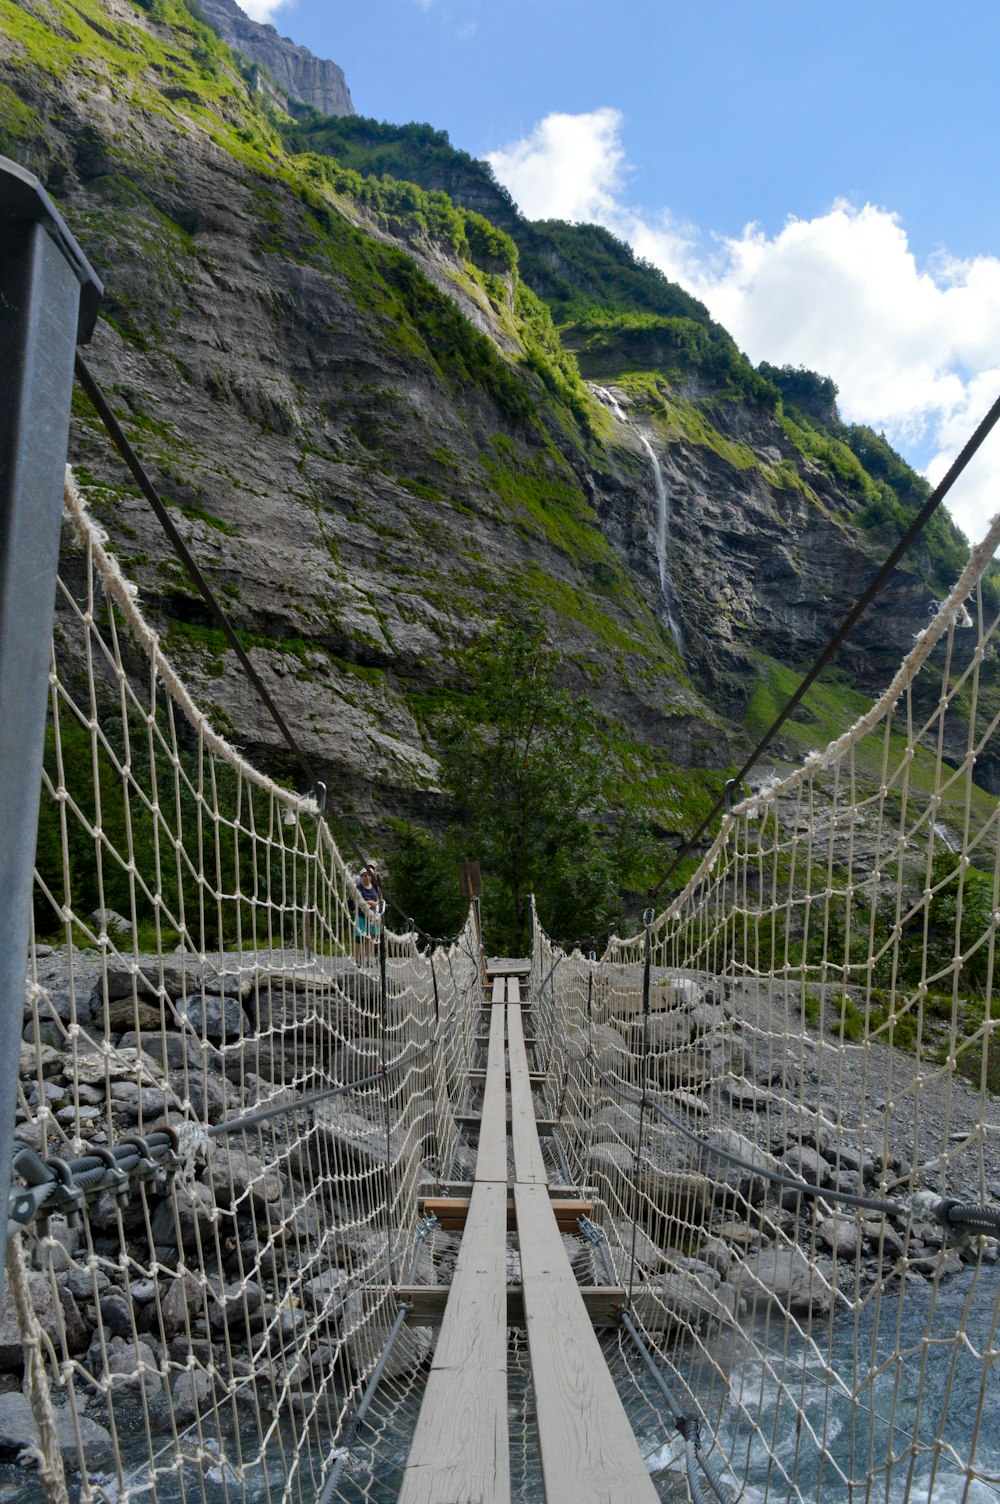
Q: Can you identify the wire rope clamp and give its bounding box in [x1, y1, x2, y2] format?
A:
[146, 1122, 183, 1185]
[7, 1147, 84, 1236]
[119, 1133, 168, 1193]
[88, 1143, 131, 1209]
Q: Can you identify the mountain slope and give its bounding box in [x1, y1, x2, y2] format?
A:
[1, 0, 990, 895]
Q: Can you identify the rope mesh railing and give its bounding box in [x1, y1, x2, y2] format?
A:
[530, 507, 1000, 1503]
[8, 468, 487, 1504]
[11, 455, 1000, 1502]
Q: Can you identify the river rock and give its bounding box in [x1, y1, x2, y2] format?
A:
[311, 1104, 398, 1181]
[783, 1144, 833, 1187]
[589, 1104, 641, 1150]
[206, 1147, 283, 1211]
[0, 1392, 113, 1471]
[159, 1274, 204, 1341]
[171, 1368, 213, 1425]
[150, 1180, 218, 1252]
[695, 1129, 782, 1206]
[817, 1213, 863, 1259]
[176, 993, 250, 1042]
[117, 1029, 204, 1072]
[637, 1012, 693, 1054]
[68, 1047, 163, 1088]
[340, 1291, 432, 1383]
[0, 1270, 82, 1371]
[640, 1270, 740, 1333]
[102, 958, 199, 1002]
[733, 1246, 832, 1316]
[302, 1268, 351, 1317]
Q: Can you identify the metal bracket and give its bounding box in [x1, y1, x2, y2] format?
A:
[7, 1146, 84, 1237]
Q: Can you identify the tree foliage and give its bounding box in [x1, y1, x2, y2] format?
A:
[391, 617, 622, 953]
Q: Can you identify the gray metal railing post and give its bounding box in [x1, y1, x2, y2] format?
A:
[0, 156, 102, 1296]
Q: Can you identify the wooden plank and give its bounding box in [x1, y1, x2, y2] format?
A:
[507, 996, 549, 1186]
[419, 1196, 594, 1232]
[398, 1179, 509, 1503]
[490, 975, 506, 1006]
[418, 1181, 581, 1199]
[486, 957, 531, 976]
[515, 1182, 660, 1504]
[472, 997, 508, 1184]
[388, 1285, 629, 1328]
[468, 1068, 546, 1085]
[456, 1114, 557, 1134]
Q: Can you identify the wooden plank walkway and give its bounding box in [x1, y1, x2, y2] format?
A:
[398, 977, 510, 1504]
[399, 968, 658, 1504]
[507, 987, 659, 1504]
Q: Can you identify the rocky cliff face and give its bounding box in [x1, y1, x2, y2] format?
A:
[0, 0, 979, 866]
[195, 0, 354, 115]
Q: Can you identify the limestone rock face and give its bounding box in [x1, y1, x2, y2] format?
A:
[196, 0, 355, 116]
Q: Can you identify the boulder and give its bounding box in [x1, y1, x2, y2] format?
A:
[171, 1368, 213, 1426]
[102, 958, 199, 1002]
[639, 1270, 741, 1333]
[783, 1144, 833, 1188]
[105, 996, 165, 1033]
[695, 1129, 783, 1206]
[117, 1029, 204, 1072]
[68, 1047, 163, 1088]
[589, 1104, 641, 1150]
[341, 1291, 432, 1383]
[636, 1012, 693, 1054]
[733, 1245, 832, 1316]
[175, 993, 250, 1042]
[302, 1268, 351, 1318]
[647, 1043, 716, 1091]
[0, 1392, 113, 1471]
[150, 1180, 218, 1252]
[817, 1214, 863, 1260]
[91, 909, 133, 938]
[311, 1104, 399, 1183]
[206, 1147, 283, 1211]
[99, 1335, 164, 1398]
[0, 1270, 79, 1371]
[160, 1274, 204, 1341]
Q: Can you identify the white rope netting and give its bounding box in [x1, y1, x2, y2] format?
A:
[10, 471, 486, 1504]
[13, 460, 1000, 1504]
[531, 511, 1000, 1503]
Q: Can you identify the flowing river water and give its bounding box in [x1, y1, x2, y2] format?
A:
[4, 1265, 993, 1503]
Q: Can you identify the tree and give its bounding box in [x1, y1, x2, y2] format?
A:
[394, 616, 622, 954]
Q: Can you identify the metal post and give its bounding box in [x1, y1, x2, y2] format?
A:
[0, 156, 102, 1297]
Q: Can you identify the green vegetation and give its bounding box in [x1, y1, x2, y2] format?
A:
[761, 364, 987, 601]
[565, 305, 777, 407]
[390, 617, 634, 951]
[527, 221, 708, 324]
[33, 709, 277, 950]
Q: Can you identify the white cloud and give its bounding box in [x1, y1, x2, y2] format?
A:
[488, 110, 1000, 550]
[240, 0, 293, 22]
[487, 107, 627, 223]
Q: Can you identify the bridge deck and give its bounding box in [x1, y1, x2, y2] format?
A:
[397, 978, 510, 1503]
[507, 980, 659, 1504]
[399, 972, 657, 1504]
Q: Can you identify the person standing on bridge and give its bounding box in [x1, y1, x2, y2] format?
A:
[354, 866, 383, 965]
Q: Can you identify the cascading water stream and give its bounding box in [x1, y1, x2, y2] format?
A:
[592, 385, 682, 647]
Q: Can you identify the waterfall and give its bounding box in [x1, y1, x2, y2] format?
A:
[592, 385, 682, 647]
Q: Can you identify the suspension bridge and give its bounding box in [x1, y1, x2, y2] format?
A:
[2, 156, 1000, 1504]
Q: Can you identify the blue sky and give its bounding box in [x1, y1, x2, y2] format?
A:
[247, 0, 1000, 544]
